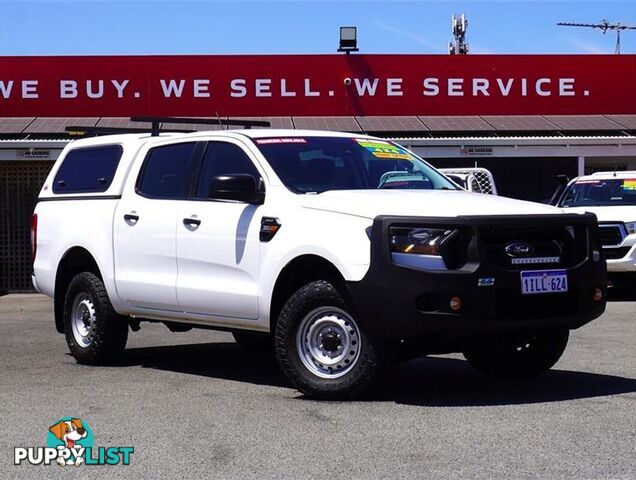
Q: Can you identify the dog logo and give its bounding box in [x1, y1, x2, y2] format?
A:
[14, 417, 133, 466]
[48, 418, 88, 466]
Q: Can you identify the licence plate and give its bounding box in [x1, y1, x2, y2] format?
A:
[520, 270, 568, 295]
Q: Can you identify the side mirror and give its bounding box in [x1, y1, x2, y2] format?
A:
[445, 174, 467, 189]
[556, 174, 571, 186]
[208, 174, 265, 204]
[548, 175, 571, 206]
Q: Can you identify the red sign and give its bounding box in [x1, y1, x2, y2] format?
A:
[0, 54, 634, 116]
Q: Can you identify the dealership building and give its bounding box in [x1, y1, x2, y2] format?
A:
[2, 54, 636, 291]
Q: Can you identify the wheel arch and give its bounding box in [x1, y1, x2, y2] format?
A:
[53, 247, 103, 334]
[269, 254, 349, 332]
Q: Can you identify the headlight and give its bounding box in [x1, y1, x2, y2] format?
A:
[625, 222, 636, 235]
[390, 227, 456, 256]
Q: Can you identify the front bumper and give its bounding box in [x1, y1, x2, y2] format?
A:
[607, 250, 636, 272]
[346, 214, 607, 353]
[605, 237, 636, 272]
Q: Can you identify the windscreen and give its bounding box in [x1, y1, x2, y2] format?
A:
[253, 137, 457, 194]
[559, 178, 636, 207]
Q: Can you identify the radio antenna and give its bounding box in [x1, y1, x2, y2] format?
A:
[215, 110, 223, 128]
[558, 20, 636, 54]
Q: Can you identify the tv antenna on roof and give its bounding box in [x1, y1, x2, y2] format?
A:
[449, 13, 469, 55]
[557, 20, 636, 54]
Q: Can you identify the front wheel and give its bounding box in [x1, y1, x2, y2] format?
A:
[463, 329, 569, 378]
[63, 272, 128, 365]
[274, 280, 380, 399]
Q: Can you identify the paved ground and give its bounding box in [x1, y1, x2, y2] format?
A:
[1, 294, 634, 479]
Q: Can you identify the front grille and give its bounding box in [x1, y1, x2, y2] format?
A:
[602, 246, 631, 260]
[479, 224, 587, 270]
[598, 224, 624, 247]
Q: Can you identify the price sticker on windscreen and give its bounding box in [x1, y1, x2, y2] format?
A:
[354, 139, 411, 160]
[622, 179, 636, 191]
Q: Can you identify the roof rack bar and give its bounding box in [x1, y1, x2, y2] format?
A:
[65, 126, 193, 136]
[65, 116, 272, 138]
[130, 116, 271, 130]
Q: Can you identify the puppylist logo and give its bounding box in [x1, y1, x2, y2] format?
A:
[14, 417, 134, 466]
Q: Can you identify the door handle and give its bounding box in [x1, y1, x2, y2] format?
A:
[124, 212, 139, 226]
[183, 217, 201, 230]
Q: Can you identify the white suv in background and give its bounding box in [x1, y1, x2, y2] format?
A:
[32, 129, 607, 398]
[557, 171, 636, 286]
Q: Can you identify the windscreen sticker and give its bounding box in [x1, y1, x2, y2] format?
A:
[622, 179, 636, 191]
[354, 139, 411, 160]
[255, 138, 307, 144]
[574, 180, 601, 184]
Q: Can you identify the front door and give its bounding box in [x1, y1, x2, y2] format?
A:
[176, 140, 263, 320]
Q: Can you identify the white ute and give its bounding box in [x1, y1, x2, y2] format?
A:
[556, 171, 636, 286]
[32, 128, 607, 398]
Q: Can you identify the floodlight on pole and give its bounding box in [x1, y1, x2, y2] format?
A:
[338, 26, 359, 54]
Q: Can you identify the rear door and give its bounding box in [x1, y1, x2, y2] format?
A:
[114, 141, 201, 312]
[176, 140, 264, 320]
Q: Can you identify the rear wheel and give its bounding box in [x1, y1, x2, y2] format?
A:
[275, 280, 380, 399]
[463, 329, 569, 378]
[63, 272, 128, 365]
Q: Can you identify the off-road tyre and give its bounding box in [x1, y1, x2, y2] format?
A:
[275, 280, 380, 399]
[463, 329, 569, 378]
[63, 272, 128, 365]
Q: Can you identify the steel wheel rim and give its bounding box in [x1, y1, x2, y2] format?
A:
[71, 293, 96, 347]
[296, 306, 361, 379]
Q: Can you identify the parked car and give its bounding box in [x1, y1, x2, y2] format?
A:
[555, 171, 636, 288]
[32, 130, 606, 398]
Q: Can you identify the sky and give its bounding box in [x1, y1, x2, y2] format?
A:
[0, 1, 634, 55]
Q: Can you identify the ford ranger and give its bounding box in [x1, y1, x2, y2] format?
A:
[32, 130, 607, 398]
